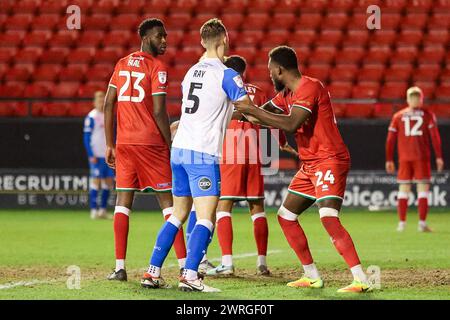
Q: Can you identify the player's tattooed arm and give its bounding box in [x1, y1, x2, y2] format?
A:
[153, 94, 172, 147]
[104, 85, 117, 169]
[233, 100, 310, 133]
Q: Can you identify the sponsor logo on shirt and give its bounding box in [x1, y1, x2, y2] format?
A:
[158, 71, 167, 84]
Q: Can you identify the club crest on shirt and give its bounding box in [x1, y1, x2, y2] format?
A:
[233, 75, 244, 88]
[158, 71, 167, 84]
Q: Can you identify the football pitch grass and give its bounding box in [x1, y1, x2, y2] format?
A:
[0, 208, 449, 300]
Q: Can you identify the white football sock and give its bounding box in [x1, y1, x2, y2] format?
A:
[350, 264, 368, 282]
[419, 220, 427, 227]
[257, 255, 267, 267]
[184, 269, 198, 281]
[115, 259, 125, 272]
[303, 263, 320, 279]
[147, 265, 161, 278]
[222, 255, 233, 267]
[178, 258, 186, 269]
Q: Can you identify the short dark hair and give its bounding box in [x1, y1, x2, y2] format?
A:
[138, 18, 164, 38]
[224, 55, 247, 75]
[200, 18, 226, 42]
[269, 46, 299, 71]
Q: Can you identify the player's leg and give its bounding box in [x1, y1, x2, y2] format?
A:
[155, 191, 187, 269]
[248, 199, 270, 275]
[89, 177, 100, 219]
[397, 161, 413, 231]
[96, 158, 114, 219]
[279, 191, 322, 288]
[415, 160, 432, 232]
[207, 199, 235, 275]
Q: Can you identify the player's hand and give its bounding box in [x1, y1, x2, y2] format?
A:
[89, 157, 97, 164]
[385, 161, 395, 174]
[436, 158, 444, 172]
[106, 146, 116, 169]
[280, 143, 298, 158]
[233, 100, 255, 114]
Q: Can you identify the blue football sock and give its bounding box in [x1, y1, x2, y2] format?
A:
[186, 210, 197, 243]
[89, 188, 98, 209]
[150, 216, 181, 268]
[100, 189, 110, 209]
[185, 219, 213, 272]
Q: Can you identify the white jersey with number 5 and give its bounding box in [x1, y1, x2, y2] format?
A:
[172, 57, 247, 157]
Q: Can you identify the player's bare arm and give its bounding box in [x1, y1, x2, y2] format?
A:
[153, 94, 172, 147]
[234, 100, 310, 133]
[104, 85, 117, 169]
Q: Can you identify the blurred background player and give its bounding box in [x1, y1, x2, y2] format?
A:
[207, 55, 296, 277]
[103, 18, 186, 281]
[142, 18, 252, 292]
[386, 86, 444, 232]
[234, 46, 372, 293]
[83, 90, 114, 219]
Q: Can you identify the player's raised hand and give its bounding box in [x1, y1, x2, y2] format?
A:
[106, 146, 116, 169]
[436, 158, 444, 172]
[385, 161, 395, 174]
[233, 100, 254, 114]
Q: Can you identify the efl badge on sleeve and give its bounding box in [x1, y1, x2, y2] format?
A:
[158, 71, 167, 84]
[233, 75, 244, 88]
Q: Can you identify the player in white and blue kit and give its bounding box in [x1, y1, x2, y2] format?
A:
[142, 19, 253, 292]
[83, 91, 115, 219]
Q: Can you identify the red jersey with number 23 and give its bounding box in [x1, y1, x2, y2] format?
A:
[109, 51, 168, 146]
[271, 76, 350, 164]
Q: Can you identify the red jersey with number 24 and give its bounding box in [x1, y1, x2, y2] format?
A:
[271, 76, 350, 164]
[109, 51, 168, 146]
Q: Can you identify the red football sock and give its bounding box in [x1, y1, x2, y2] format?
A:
[397, 193, 408, 222]
[277, 215, 313, 265]
[164, 214, 187, 260]
[418, 194, 429, 222]
[113, 210, 129, 260]
[321, 217, 361, 268]
[217, 212, 233, 256]
[252, 213, 268, 256]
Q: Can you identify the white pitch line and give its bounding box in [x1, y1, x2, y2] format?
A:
[0, 279, 59, 290]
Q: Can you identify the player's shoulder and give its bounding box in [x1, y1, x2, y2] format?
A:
[393, 107, 409, 118]
[86, 108, 96, 118]
[297, 75, 324, 93]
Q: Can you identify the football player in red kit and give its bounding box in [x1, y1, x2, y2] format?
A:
[207, 55, 296, 277]
[386, 86, 444, 232]
[103, 19, 186, 281]
[234, 46, 371, 293]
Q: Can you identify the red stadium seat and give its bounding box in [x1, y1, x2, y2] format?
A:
[401, 13, 428, 30]
[304, 64, 329, 83]
[147, 0, 171, 14]
[36, 102, 70, 117]
[380, 13, 402, 29]
[23, 83, 51, 98]
[358, 65, 385, 82]
[31, 81, 56, 94]
[328, 82, 353, 99]
[0, 102, 26, 117]
[370, 30, 397, 46]
[167, 81, 182, 100]
[272, 13, 297, 30]
[288, 30, 317, 47]
[295, 13, 322, 30]
[5, 14, 33, 30]
[328, 0, 355, 11]
[59, 64, 88, 82]
[189, 13, 217, 31]
[91, 0, 117, 15]
[92, 48, 124, 65]
[33, 14, 61, 30]
[169, 0, 197, 14]
[176, 50, 201, 65]
[332, 103, 347, 118]
[0, 48, 15, 64]
[220, 13, 244, 30]
[40, 48, 69, 64]
[239, 30, 264, 47]
[346, 13, 368, 30]
[380, 82, 409, 99]
[384, 64, 413, 81]
[413, 64, 441, 81]
[102, 30, 131, 48]
[4, 66, 32, 82]
[261, 30, 289, 49]
[33, 65, 61, 82]
[272, 0, 302, 14]
[379, 0, 408, 12]
[300, 0, 328, 12]
[390, 46, 417, 64]
[321, 13, 348, 30]
[67, 101, 93, 117]
[315, 30, 343, 46]
[364, 46, 391, 64]
[428, 13, 450, 30]
[0, 83, 26, 98]
[78, 31, 104, 48]
[84, 14, 112, 30]
[67, 47, 94, 64]
[245, 13, 270, 30]
[406, 0, 433, 12]
[435, 84, 450, 99]
[0, 31, 24, 48]
[397, 30, 423, 46]
[165, 13, 192, 30]
[310, 47, 336, 64]
[335, 47, 365, 64]
[51, 82, 80, 98]
[39, 0, 66, 14]
[167, 103, 182, 118]
[78, 82, 108, 97]
[116, 0, 144, 14]
[373, 103, 394, 118]
[169, 66, 189, 82]
[253, 49, 271, 65]
[88, 65, 113, 82]
[247, 68, 270, 82]
[417, 45, 445, 64]
[247, 0, 276, 13]
[412, 81, 436, 98]
[49, 31, 77, 48]
[352, 82, 380, 99]
[22, 30, 52, 47]
[440, 68, 450, 82]
[423, 29, 448, 46]
[329, 64, 358, 82]
[429, 104, 450, 117]
[15, 47, 43, 64]
[15, 0, 39, 14]
[345, 104, 374, 118]
[342, 30, 370, 46]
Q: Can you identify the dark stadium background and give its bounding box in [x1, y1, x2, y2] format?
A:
[0, 0, 448, 209]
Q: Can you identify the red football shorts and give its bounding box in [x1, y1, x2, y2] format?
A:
[288, 160, 350, 202]
[115, 144, 172, 192]
[220, 162, 264, 200]
[397, 160, 431, 183]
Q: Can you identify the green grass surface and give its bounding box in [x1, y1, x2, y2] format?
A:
[0, 208, 449, 300]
